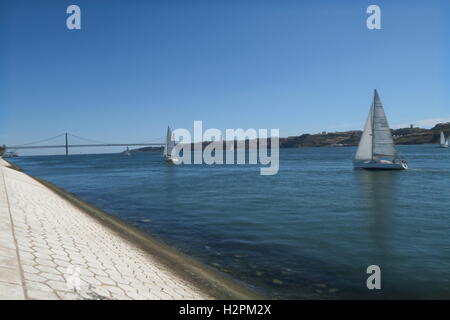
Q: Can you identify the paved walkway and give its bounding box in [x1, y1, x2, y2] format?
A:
[0, 159, 208, 300]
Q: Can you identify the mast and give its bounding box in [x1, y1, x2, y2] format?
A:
[65, 133, 69, 156]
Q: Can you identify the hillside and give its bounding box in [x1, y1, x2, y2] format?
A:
[279, 122, 450, 148]
[131, 122, 450, 153]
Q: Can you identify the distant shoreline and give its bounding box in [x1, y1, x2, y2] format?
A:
[131, 122, 450, 153]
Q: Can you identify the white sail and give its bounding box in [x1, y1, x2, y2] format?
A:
[445, 137, 449, 148]
[440, 132, 446, 146]
[355, 104, 374, 161]
[372, 90, 397, 159]
[164, 126, 175, 157]
[355, 90, 398, 161]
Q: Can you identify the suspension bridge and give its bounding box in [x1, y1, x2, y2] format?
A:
[3, 133, 165, 155]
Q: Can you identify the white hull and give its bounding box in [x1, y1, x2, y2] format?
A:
[164, 155, 181, 164]
[354, 160, 408, 170]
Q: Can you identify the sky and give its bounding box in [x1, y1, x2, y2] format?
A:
[0, 0, 448, 155]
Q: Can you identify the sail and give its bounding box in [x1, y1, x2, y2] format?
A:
[355, 90, 398, 161]
[372, 90, 397, 159]
[355, 104, 374, 161]
[440, 132, 446, 146]
[445, 136, 449, 148]
[164, 126, 174, 157]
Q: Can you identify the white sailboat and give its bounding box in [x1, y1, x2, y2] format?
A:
[439, 131, 449, 148]
[163, 126, 180, 164]
[354, 90, 408, 170]
[124, 146, 131, 156]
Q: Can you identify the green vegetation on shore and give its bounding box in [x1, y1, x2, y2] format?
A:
[281, 122, 450, 148]
[129, 122, 450, 153]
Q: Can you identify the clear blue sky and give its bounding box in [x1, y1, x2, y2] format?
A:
[0, 0, 448, 154]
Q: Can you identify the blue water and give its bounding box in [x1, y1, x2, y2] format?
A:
[9, 145, 450, 299]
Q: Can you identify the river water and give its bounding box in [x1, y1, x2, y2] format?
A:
[9, 144, 450, 299]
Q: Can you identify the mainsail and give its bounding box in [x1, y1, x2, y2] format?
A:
[440, 132, 446, 146]
[355, 90, 397, 161]
[164, 126, 175, 157]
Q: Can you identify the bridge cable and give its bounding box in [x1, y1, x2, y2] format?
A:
[136, 135, 166, 144]
[68, 133, 166, 145]
[12, 133, 66, 147]
[67, 133, 112, 145]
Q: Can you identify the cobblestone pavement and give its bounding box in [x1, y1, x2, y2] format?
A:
[0, 159, 209, 300]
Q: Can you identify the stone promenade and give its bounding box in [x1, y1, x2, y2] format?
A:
[0, 159, 209, 300]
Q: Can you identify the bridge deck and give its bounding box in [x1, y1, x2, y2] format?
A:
[6, 143, 164, 150]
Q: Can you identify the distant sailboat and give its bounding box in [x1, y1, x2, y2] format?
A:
[124, 146, 131, 156]
[163, 126, 180, 164]
[439, 131, 449, 148]
[354, 90, 408, 170]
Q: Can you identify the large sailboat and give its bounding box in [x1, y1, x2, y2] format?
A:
[439, 131, 449, 148]
[163, 126, 180, 164]
[354, 90, 408, 170]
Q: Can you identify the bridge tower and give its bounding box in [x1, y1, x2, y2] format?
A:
[65, 133, 68, 155]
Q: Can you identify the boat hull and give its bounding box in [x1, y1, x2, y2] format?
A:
[354, 160, 408, 170]
[164, 155, 181, 165]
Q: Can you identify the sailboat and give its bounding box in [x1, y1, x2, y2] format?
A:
[439, 131, 449, 148]
[163, 126, 180, 164]
[354, 90, 408, 170]
[124, 146, 131, 156]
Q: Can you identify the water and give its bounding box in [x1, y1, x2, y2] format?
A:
[9, 145, 450, 299]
